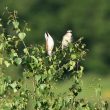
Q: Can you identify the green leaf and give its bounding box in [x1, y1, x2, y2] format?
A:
[35, 75, 41, 83]
[31, 56, 38, 64]
[12, 21, 19, 29]
[11, 49, 18, 57]
[70, 61, 75, 66]
[0, 81, 6, 95]
[80, 66, 84, 73]
[10, 81, 17, 93]
[0, 58, 3, 65]
[49, 57, 52, 61]
[69, 66, 74, 71]
[15, 40, 19, 47]
[0, 43, 4, 50]
[41, 74, 47, 81]
[18, 32, 26, 40]
[71, 54, 76, 59]
[26, 27, 31, 32]
[15, 58, 22, 65]
[23, 48, 28, 55]
[16, 29, 20, 33]
[0, 23, 2, 27]
[48, 69, 51, 74]
[40, 84, 46, 90]
[69, 61, 76, 71]
[4, 61, 10, 67]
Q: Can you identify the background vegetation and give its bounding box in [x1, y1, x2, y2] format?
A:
[1, 0, 110, 75]
[0, 0, 110, 109]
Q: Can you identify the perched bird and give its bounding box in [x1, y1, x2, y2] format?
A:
[45, 32, 54, 56]
[62, 30, 73, 49]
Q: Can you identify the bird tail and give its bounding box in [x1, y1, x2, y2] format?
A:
[45, 32, 48, 40]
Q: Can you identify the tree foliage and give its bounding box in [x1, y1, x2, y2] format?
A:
[1, 0, 110, 74]
[0, 9, 108, 110]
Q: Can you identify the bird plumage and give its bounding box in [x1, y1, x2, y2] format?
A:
[62, 30, 73, 49]
[45, 32, 54, 56]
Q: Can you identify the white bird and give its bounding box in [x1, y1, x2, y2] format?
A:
[62, 30, 73, 49]
[45, 32, 54, 56]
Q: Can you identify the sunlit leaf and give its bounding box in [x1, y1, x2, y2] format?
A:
[12, 21, 19, 29]
[10, 81, 18, 93]
[15, 58, 22, 65]
[0, 23, 2, 27]
[71, 54, 76, 59]
[40, 84, 46, 90]
[23, 48, 29, 55]
[18, 32, 26, 40]
[35, 75, 41, 83]
[0, 58, 3, 64]
[4, 61, 10, 67]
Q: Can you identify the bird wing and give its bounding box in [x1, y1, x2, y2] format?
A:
[47, 33, 54, 51]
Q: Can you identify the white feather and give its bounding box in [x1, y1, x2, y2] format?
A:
[45, 32, 54, 56]
[62, 30, 72, 49]
[45, 32, 48, 40]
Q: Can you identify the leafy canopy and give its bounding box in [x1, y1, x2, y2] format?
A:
[0, 8, 108, 110]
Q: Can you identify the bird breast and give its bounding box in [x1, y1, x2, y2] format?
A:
[63, 34, 72, 43]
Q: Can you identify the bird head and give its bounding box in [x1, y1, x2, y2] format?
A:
[67, 30, 72, 33]
[66, 30, 72, 37]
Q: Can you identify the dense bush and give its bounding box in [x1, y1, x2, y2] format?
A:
[0, 8, 108, 110]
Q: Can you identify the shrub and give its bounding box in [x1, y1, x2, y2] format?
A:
[0, 8, 108, 110]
